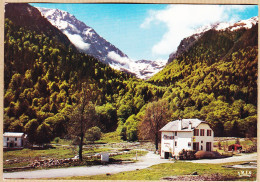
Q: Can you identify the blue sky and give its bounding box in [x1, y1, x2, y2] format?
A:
[31, 3, 258, 61]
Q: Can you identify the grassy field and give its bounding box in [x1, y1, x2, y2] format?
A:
[111, 150, 148, 160]
[3, 144, 147, 169]
[4, 161, 32, 169]
[83, 147, 113, 154]
[50, 138, 72, 145]
[4, 146, 76, 161]
[213, 138, 256, 154]
[4, 133, 120, 169]
[47, 161, 257, 181]
[213, 138, 256, 148]
[98, 131, 123, 143]
[4, 136, 256, 171]
[3, 146, 77, 168]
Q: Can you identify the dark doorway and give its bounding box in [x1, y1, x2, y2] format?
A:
[206, 142, 212, 151]
[9, 143, 14, 148]
[164, 152, 170, 159]
[193, 142, 199, 151]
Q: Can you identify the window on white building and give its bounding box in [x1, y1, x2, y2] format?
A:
[175, 132, 177, 136]
[200, 129, 205, 136]
[175, 141, 177, 146]
[188, 142, 191, 146]
[15, 137, 17, 141]
[207, 130, 212, 136]
[194, 129, 199, 136]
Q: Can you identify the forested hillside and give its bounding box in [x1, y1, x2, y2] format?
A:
[4, 3, 167, 143]
[4, 3, 257, 145]
[149, 25, 258, 137]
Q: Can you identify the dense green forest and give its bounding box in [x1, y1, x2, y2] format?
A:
[149, 26, 258, 137]
[4, 4, 257, 145]
[4, 4, 166, 143]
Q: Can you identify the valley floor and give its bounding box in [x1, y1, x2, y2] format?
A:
[3, 151, 170, 179]
[3, 151, 257, 179]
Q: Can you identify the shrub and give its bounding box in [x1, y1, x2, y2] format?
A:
[244, 145, 257, 153]
[179, 149, 196, 160]
[54, 137, 60, 144]
[85, 126, 102, 143]
[195, 151, 215, 159]
[218, 141, 222, 149]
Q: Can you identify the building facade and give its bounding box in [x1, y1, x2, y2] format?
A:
[3, 132, 28, 149]
[160, 119, 214, 159]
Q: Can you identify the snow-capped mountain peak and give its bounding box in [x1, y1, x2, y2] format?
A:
[37, 7, 166, 79]
[37, 7, 128, 63]
[194, 16, 258, 35]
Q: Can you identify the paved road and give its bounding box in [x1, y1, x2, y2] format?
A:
[3, 151, 171, 179]
[189, 153, 257, 164]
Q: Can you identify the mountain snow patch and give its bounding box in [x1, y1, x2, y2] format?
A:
[168, 16, 258, 64]
[37, 6, 167, 79]
[195, 16, 258, 34]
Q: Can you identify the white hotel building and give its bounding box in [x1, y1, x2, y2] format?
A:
[160, 119, 214, 159]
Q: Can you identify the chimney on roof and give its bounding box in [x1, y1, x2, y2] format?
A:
[178, 118, 182, 130]
[188, 121, 192, 130]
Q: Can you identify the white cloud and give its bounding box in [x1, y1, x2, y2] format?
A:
[107, 51, 132, 68]
[63, 31, 90, 50]
[141, 5, 254, 56]
[140, 10, 157, 28]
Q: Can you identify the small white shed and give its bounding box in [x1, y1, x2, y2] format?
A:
[3, 132, 28, 149]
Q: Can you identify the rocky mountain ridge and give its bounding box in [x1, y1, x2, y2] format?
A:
[37, 7, 166, 79]
[37, 7, 128, 64]
[168, 16, 258, 64]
